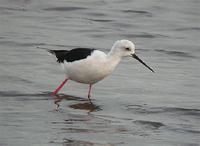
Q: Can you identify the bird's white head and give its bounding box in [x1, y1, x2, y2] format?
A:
[109, 39, 155, 73]
[110, 40, 135, 58]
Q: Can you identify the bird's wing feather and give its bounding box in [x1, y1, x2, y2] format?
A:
[48, 48, 95, 63]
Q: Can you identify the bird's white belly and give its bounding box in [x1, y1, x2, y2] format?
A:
[64, 58, 114, 84]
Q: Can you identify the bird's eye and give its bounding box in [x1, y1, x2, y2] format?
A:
[125, 47, 130, 51]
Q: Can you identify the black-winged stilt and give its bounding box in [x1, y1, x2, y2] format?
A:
[48, 40, 154, 103]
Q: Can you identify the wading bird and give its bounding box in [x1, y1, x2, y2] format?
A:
[48, 40, 154, 103]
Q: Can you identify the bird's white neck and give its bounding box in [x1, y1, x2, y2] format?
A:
[105, 51, 122, 74]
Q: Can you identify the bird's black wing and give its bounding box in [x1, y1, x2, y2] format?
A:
[48, 48, 95, 63]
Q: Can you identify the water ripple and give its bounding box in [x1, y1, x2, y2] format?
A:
[86, 18, 113, 22]
[0, 40, 46, 47]
[43, 6, 87, 12]
[174, 27, 200, 31]
[50, 138, 116, 146]
[85, 12, 106, 17]
[155, 49, 195, 58]
[123, 33, 168, 39]
[126, 105, 200, 116]
[122, 10, 153, 17]
[168, 127, 200, 134]
[133, 120, 165, 129]
[0, 90, 50, 98]
[0, 6, 26, 12]
[0, 75, 33, 84]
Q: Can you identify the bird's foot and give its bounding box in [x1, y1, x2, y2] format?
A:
[88, 95, 93, 104]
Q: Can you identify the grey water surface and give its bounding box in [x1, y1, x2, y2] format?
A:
[0, 0, 200, 146]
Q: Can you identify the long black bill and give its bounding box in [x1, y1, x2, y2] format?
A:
[132, 54, 155, 73]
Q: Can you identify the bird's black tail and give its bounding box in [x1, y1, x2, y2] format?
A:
[47, 49, 69, 63]
[47, 49, 56, 55]
[47, 49, 69, 55]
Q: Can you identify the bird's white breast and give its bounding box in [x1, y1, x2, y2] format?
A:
[61, 50, 120, 84]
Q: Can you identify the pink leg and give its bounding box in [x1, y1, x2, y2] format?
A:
[52, 78, 68, 95]
[87, 84, 92, 103]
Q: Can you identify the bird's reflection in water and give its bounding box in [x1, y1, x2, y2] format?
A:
[52, 94, 101, 112]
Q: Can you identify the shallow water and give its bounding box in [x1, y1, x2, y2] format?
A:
[0, 0, 200, 146]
